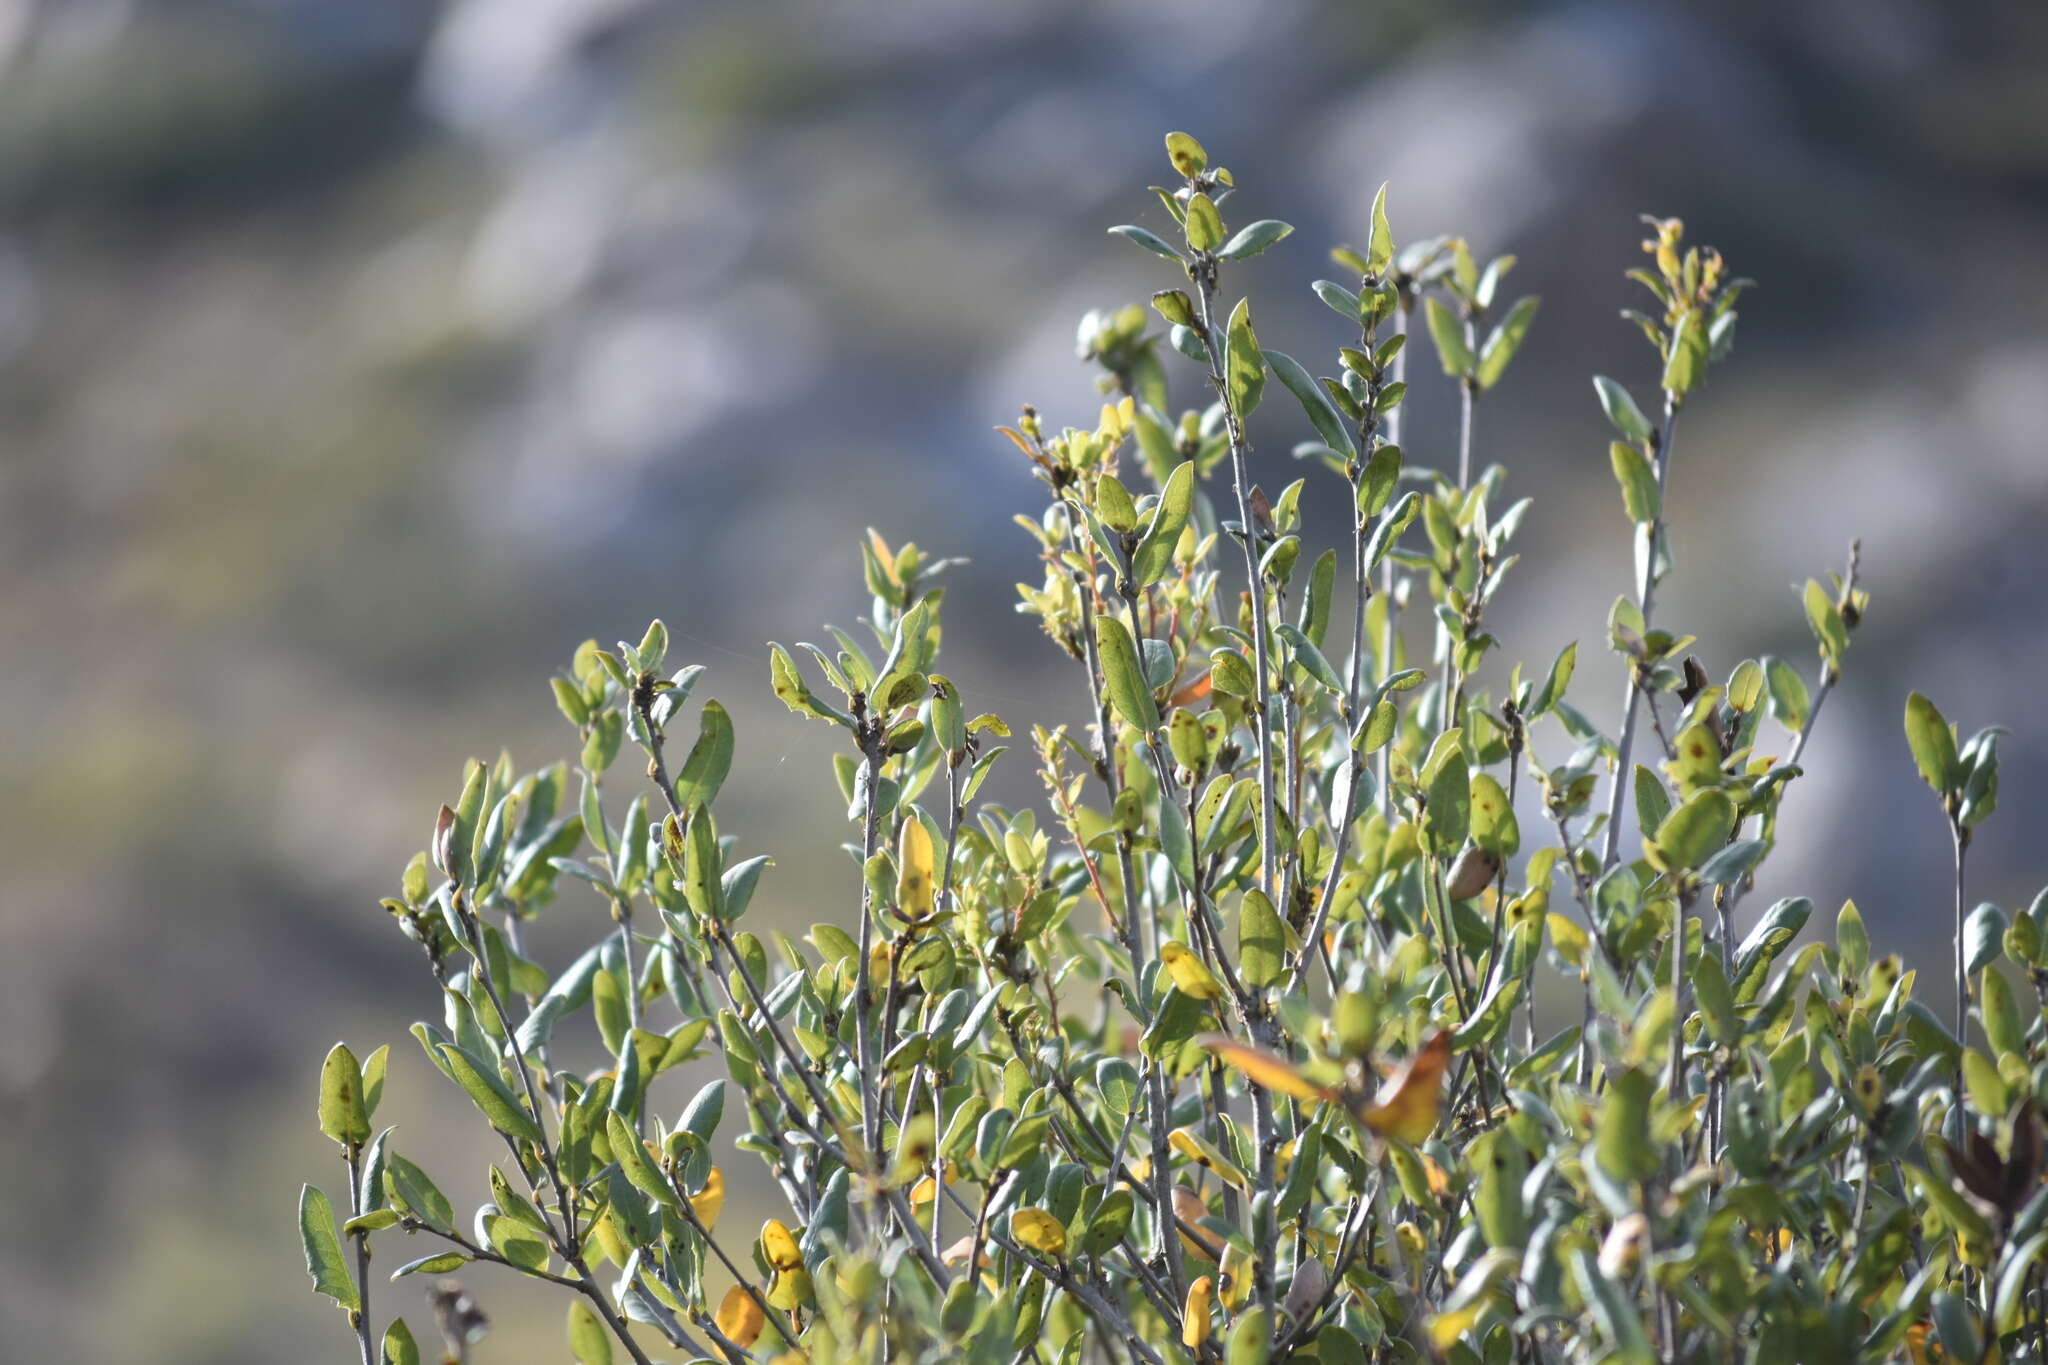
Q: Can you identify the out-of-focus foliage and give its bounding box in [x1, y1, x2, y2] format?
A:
[6, 4, 2048, 1363]
[300, 132, 2046, 1363]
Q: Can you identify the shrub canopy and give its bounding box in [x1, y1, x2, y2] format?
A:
[301, 132, 2039, 1365]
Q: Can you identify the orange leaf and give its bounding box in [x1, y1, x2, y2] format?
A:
[1169, 671, 1214, 709]
[1199, 1035, 1337, 1104]
[715, 1285, 764, 1349]
[1172, 1186, 1219, 1262]
[1359, 1030, 1453, 1145]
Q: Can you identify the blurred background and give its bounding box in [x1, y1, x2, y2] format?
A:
[2, 0, 2045, 1359]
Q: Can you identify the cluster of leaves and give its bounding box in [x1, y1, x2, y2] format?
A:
[301, 131, 2044, 1365]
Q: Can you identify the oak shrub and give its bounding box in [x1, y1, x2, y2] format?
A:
[300, 131, 2040, 1365]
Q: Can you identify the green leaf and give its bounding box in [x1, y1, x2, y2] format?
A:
[1662, 309, 1706, 395]
[360, 1044, 389, 1122]
[1094, 473, 1138, 534]
[1903, 692, 1958, 798]
[1159, 795, 1196, 891]
[1165, 131, 1208, 176]
[1595, 1068, 1658, 1184]
[1733, 898, 1813, 1002]
[382, 1319, 420, 1365]
[1981, 967, 2026, 1060]
[1094, 1059, 1140, 1117]
[1239, 889, 1287, 989]
[1360, 443, 1401, 516]
[384, 1154, 454, 1234]
[1693, 951, 1738, 1044]
[1366, 183, 1393, 276]
[1109, 225, 1184, 262]
[1225, 298, 1264, 416]
[1996, 1232, 2048, 1336]
[1227, 1306, 1273, 1365]
[1313, 279, 1362, 322]
[1763, 656, 1810, 732]
[1697, 838, 1766, 886]
[1905, 1165, 1996, 1252]
[1424, 297, 1472, 377]
[1572, 1248, 1654, 1363]
[1096, 617, 1161, 732]
[1593, 376, 1655, 443]
[1530, 641, 1576, 717]
[1132, 460, 1196, 585]
[1080, 1188, 1135, 1256]
[436, 1043, 542, 1143]
[1210, 648, 1256, 698]
[1803, 579, 1849, 674]
[1218, 219, 1294, 261]
[1276, 623, 1343, 694]
[1420, 732, 1470, 856]
[1185, 195, 1225, 254]
[484, 1211, 549, 1272]
[389, 1251, 467, 1281]
[567, 1301, 613, 1365]
[1965, 902, 2009, 977]
[1475, 296, 1539, 390]
[1648, 789, 1738, 874]
[1633, 764, 1671, 835]
[298, 1185, 360, 1312]
[1835, 898, 1868, 975]
[666, 700, 733, 814]
[1726, 659, 1765, 713]
[1471, 1129, 1530, 1250]
[681, 1077, 727, 1144]
[1264, 350, 1356, 460]
[606, 1110, 679, 1209]
[1364, 491, 1420, 569]
[1609, 441, 1659, 524]
[318, 1042, 370, 1147]
[1469, 773, 1519, 858]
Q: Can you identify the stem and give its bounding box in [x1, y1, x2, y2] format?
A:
[1953, 819, 1971, 1143]
[1666, 891, 1693, 1103]
[853, 739, 886, 1173]
[1191, 264, 1280, 901]
[345, 1144, 374, 1365]
[1597, 408, 1681, 872]
[1378, 295, 1412, 819]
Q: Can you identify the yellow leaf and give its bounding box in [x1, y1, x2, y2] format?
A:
[689, 1167, 725, 1231]
[1546, 913, 1588, 970]
[909, 1168, 957, 1205]
[1199, 1035, 1337, 1103]
[1394, 1221, 1428, 1278]
[715, 1285, 765, 1349]
[1183, 1275, 1216, 1349]
[1429, 1302, 1484, 1350]
[1010, 1207, 1068, 1258]
[1169, 1127, 1250, 1189]
[761, 1219, 804, 1272]
[897, 817, 935, 918]
[1219, 1241, 1254, 1311]
[867, 529, 900, 586]
[1161, 938, 1225, 1001]
[765, 1266, 813, 1311]
[1359, 1030, 1452, 1145]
